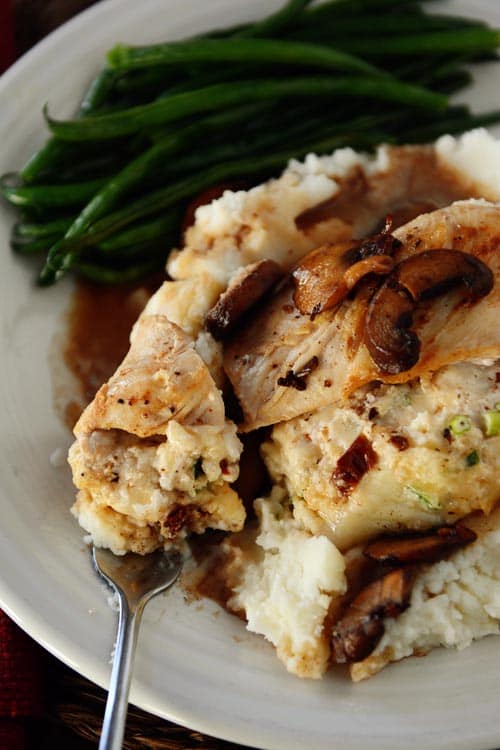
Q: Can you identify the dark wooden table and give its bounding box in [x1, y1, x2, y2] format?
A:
[6, 3, 253, 748]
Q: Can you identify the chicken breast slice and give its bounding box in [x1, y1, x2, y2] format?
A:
[69, 314, 244, 554]
[225, 200, 500, 431]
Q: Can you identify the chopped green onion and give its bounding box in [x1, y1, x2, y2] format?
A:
[449, 414, 472, 435]
[465, 450, 480, 467]
[405, 485, 441, 511]
[484, 410, 500, 437]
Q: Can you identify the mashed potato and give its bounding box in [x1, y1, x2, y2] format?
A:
[225, 487, 346, 679]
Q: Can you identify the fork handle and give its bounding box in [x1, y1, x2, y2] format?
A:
[99, 595, 142, 750]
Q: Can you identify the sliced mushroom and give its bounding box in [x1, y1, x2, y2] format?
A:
[291, 240, 357, 316]
[364, 523, 477, 565]
[292, 221, 401, 316]
[342, 254, 395, 291]
[364, 248, 494, 374]
[205, 259, 284, 341]
[331, 567, 416, 664]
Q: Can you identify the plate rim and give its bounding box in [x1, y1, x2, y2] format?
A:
[1, 2, 500, 750]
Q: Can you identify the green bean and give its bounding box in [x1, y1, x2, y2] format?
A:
[57, 130, 191, 237]
[20, 140, 71, 184]
[55, 152, 130, 182]
[12, 217, 73, 239]
[291, 13, 487, 37]
[404, 109, 500, 142]
[155, 111, 394, 180]
[333, 28, 500, 57]
[46, 77, 447, 142]
[20, 131, 143, 184]
[383, 104, 471, 140]
[146, 99, 274, 143]
[152, 63, 267, 100]
[98, 212, 180, 252]
[108, 37, 382, 78]
[397, 55, 471, 90]
[22, 143, 138, 184]
[38, 131, 390, 284]
[80, 68, 118, 114]
[204, 0, 316, 41]
[75, 257, 164, 284]
[11, 233, 64, 256]
[55, 103, 268, 243]
[301, 0, 418, 22]
[0, 173, 107, 208]
[21, 66, 122, 183]
[432, 70, 474, 96]
[237, 0, 313, 39]
[113, 65, 175, 94]
[21, 139, 127, 183]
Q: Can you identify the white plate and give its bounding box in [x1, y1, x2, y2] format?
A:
[1, 2, 500, 749]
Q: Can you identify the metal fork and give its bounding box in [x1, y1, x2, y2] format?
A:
[92, 546, 183, 750]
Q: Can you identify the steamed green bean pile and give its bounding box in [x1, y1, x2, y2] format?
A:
[3, 0, 500, 286]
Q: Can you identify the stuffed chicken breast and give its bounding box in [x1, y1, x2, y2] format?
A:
[69, 313, 244, 554]
[69, 129, 500, 682]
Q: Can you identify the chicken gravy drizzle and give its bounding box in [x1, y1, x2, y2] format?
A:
[295, 147, 469, 234]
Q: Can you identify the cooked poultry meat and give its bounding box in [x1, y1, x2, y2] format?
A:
[69, 313, 244, 554]
[76, 314, 225, 438]
[225, 201, 500, 431]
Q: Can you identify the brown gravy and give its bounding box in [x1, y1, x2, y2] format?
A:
[295, 146, 470, 235]
[60, 275, 162, 429]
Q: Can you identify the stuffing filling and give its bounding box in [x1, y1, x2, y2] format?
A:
[263, 360, 500, 550]
[70, 421, 243, 555]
